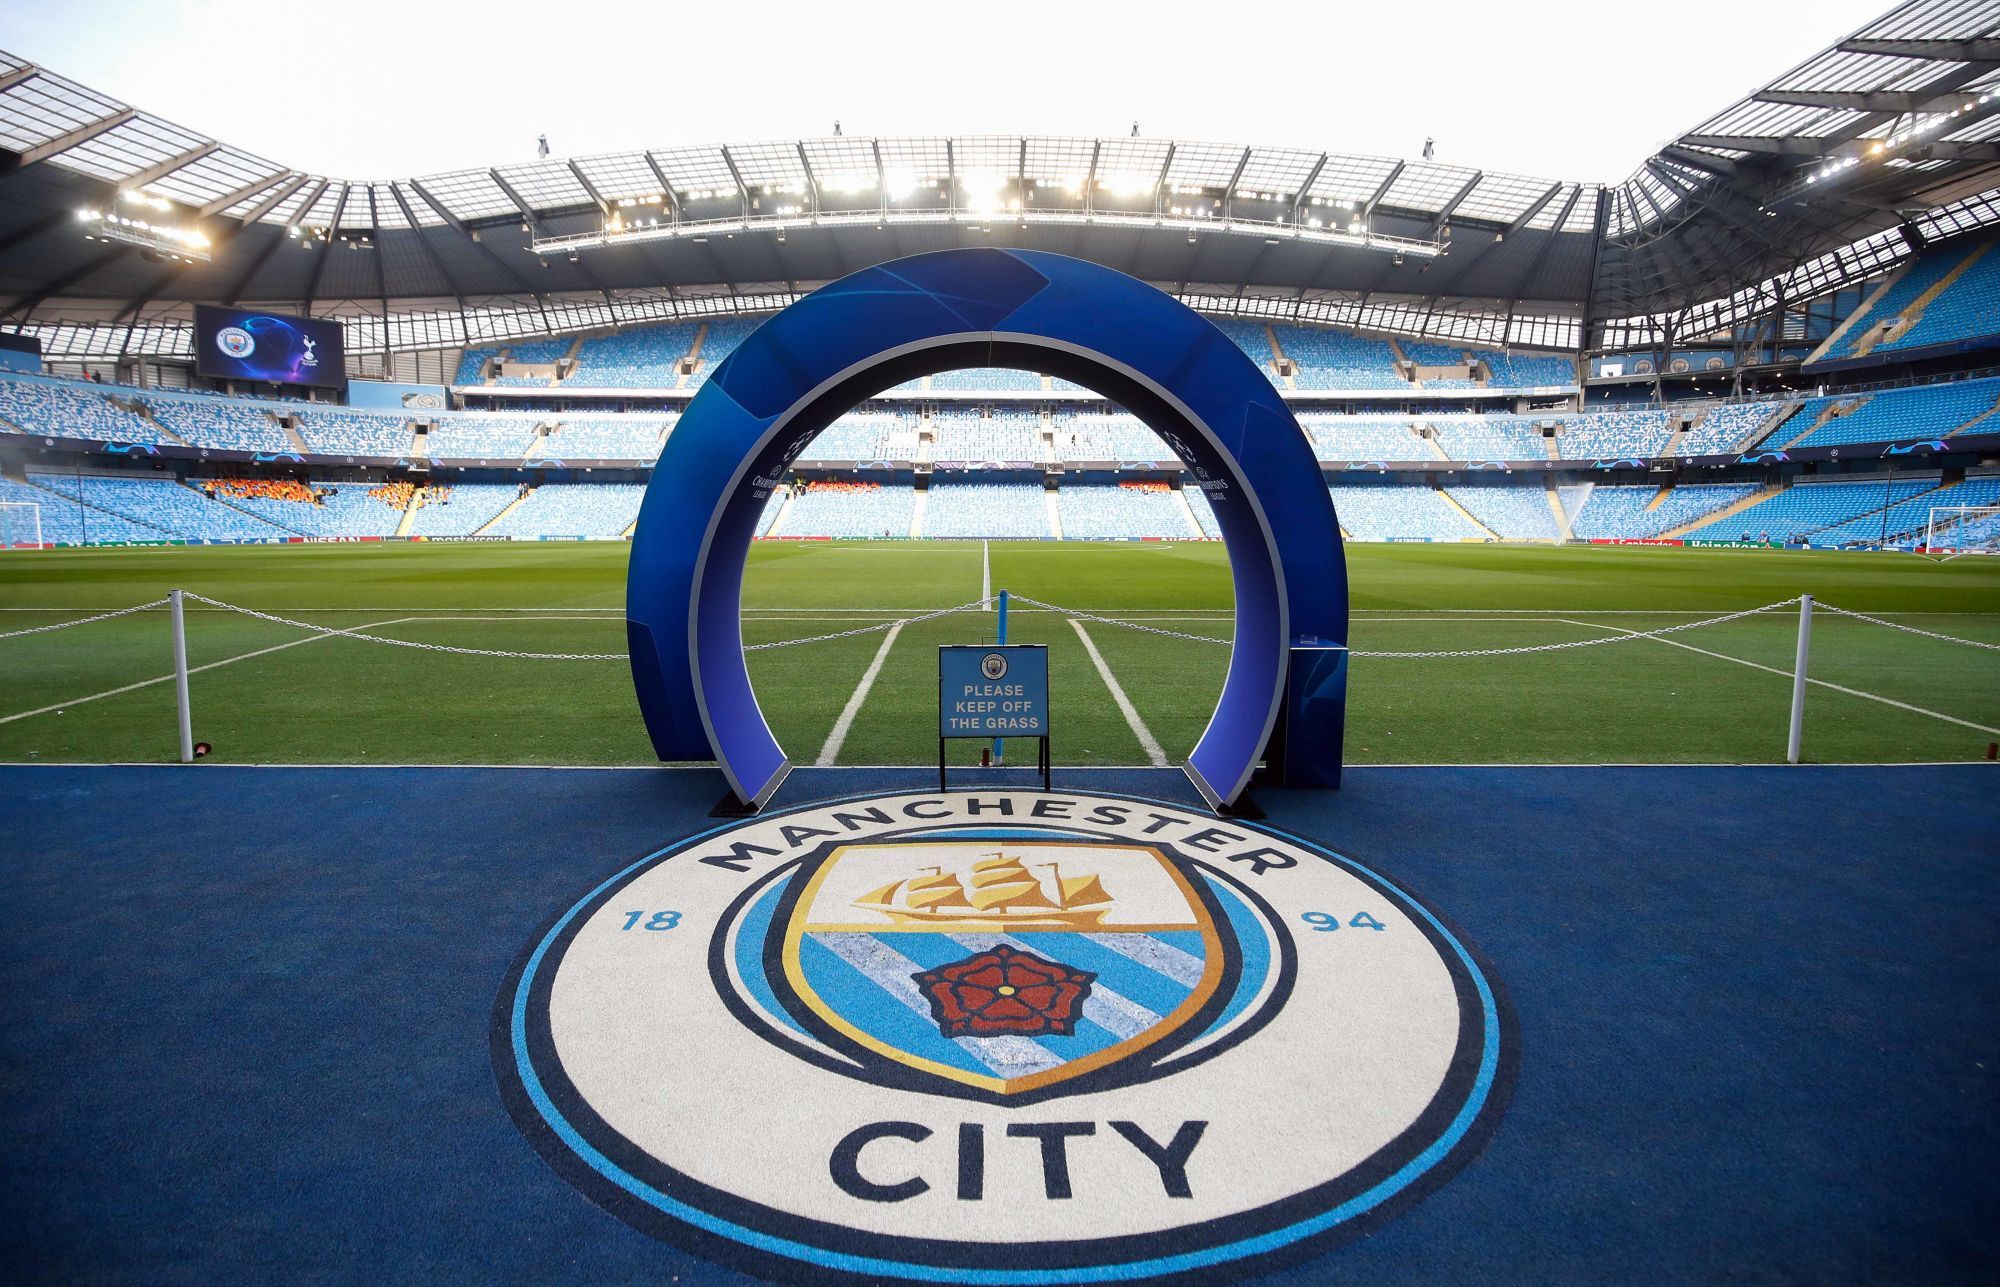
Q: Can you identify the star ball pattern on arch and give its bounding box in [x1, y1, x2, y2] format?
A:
[493, 789, 1515, 1282]
[624, 249, 1349, 810]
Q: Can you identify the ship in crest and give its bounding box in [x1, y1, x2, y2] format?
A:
[855, 852, 1114, 928]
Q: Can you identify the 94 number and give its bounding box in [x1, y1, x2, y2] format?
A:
[1300, 911, 1386, 932]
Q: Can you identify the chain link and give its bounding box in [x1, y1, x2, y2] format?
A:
[742, 600, 987, 651]
[1004, 594, 1233, 646]
[0, 598, 168, 640]
[1350, 598, 1804, 658]
[1815, 602, 2000, 652]
[182, 593, 628, 660]
[183, 593, 992, 658]
[30, 594, 1987, 671]
[1009, 593, 1809, 659]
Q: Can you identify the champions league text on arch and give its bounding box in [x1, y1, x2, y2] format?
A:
[624, 248, 1350, 813]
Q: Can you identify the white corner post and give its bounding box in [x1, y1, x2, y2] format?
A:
[170, 589, 193, 764]
[1786, 594, 1813, 765]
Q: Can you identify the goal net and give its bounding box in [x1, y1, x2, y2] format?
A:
[1923, 505, 2000, 557]
[0, 500, 41, 549]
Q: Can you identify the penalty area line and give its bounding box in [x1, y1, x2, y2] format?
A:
[815, 619, 907, 767]
[1067, 618, 1167, 768]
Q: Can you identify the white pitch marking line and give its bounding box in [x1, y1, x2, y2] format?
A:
[815, 619, 906, 767]
[1555, 618, 2000, 736]
[0, 616, 418, 726]
[1068, 618, 1167, 768]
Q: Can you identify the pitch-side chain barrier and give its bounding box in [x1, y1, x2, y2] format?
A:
[5, 591, 1995, 768]
[8, 593, 2000, 658]
[0, 598, 167, 640]
[1009, 593, 1822, 658]
[1814, 603, 2000, 652]
[9, 593, 2000, 659]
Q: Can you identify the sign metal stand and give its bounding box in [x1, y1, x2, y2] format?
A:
[938, 626, 1050, 792]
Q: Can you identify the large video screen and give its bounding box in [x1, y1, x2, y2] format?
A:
[193, 306, 346, 388]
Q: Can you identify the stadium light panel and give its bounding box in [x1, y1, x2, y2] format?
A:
[77, 206, 210, 260]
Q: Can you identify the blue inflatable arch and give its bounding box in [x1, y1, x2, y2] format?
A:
[627, 248, 1347, 810]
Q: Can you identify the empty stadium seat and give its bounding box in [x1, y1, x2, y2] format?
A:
[1697, 475, 1940, 544]
[930, 368, 1043, 392]
[922, 483, 1051, 538]
[685, 318, 763, 388]
[295, 408, 415, 456]
[1568, 483, 1760, 539]
[1056, 483, 1196, 540]
[1882, 246, 2000, 351]
[1558, 410, 1673, 458]
[422, 414, 544, 459]
[565, 323, 702, 387]
[486, 483, 645, 538]
[540, 415, 673, 460]
[0, 376, 156, 443]
[772, 482, 915, 538]
[1823, 240, 1985, 359]
[1051, 413, 1171, 461]
[931, 412, 1043, 462]
[1273, 326, 1403, 390]
[1447, 485, 1559, 539]
[29, 473, 289, 541]
[1793, 378, 2000, 448]
[1428, 416, 1545, 460]
[1327, 483, 1483, 541]
[1299, 414, 1427, 461]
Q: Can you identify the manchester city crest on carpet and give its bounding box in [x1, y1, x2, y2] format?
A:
[495, 790, 1513, 1282]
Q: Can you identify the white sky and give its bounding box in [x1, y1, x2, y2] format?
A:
[2, 0, 1890, 185]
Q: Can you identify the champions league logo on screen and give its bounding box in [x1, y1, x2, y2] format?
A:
[194, 305, 344, 388]
[495, 790, 1514, 1282]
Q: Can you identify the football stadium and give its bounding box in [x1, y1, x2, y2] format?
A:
[2, 1, 1997, 1281]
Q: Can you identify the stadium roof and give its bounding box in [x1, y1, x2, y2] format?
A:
[0, 0, 1996, 358]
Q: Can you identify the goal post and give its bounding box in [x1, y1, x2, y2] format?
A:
[1922, 506, 2000, 558]
[0, 500, 42, 549]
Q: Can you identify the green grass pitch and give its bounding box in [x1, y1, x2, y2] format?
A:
[1, 539, 1996, 768]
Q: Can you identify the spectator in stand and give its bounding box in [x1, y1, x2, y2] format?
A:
[369, 480, 423, 510]
[203, 477, 316, 503]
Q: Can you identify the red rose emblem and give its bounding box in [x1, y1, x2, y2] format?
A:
[914, 944, 1095, 1037]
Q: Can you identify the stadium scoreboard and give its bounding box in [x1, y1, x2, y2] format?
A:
[193, 305, 347, 388]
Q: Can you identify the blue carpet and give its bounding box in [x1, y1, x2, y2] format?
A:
[1, 763, 1995, 1283]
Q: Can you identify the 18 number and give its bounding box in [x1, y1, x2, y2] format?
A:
[619, 910, 683, 932]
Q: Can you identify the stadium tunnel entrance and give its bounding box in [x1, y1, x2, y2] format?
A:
[626, 248, 1347, 812]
